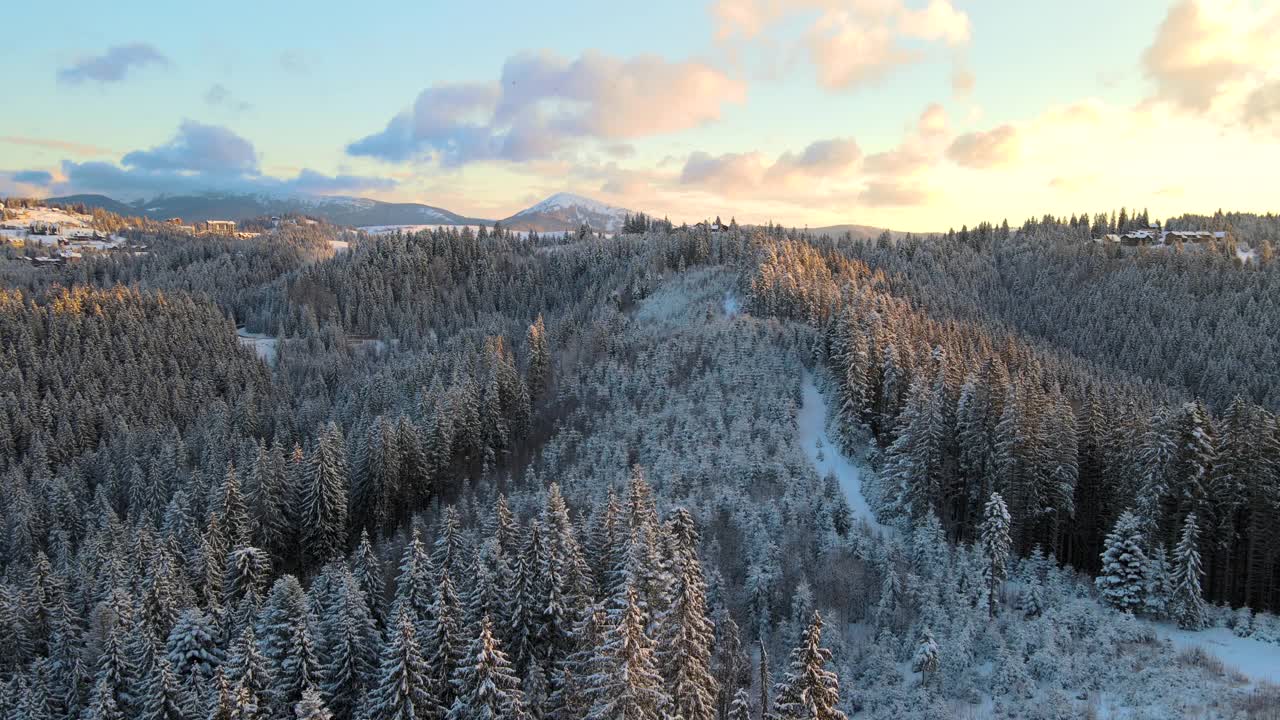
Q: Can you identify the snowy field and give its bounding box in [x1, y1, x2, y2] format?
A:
[797, 373, 894, 537]
[1146, 621, 1280, 685]
[236, 328, 278, 365]
[1, 205, 127, 249]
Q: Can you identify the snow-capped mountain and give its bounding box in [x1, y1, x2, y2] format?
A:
[46, 193, 489, 227]
[500, 192, 633, 233]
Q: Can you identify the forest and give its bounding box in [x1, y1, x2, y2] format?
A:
[1, 200, 1279, 719]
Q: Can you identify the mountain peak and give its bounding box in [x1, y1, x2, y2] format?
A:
[503, 192, 633, 233]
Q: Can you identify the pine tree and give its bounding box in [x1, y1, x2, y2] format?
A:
[527, 315, 551, 405]
[657, 509, 719, 720]
[319, 572, 379, 719]
[1095, 511, 1147, 613]
[368, 608, 441, 720]
[302, 422, 349, 567]
[294, 687, 334, 720]
[137, 656, 187, 720]
[727, 688, 752, 720]
[911, 627, 940, 688]
[772, 611, 847, 720]
[446, 616, 527, 720]
[980, 492, 1011, 618]
[1172, 513, 1207, 630]
[587, 586, 669, 720]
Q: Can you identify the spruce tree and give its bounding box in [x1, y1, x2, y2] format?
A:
[446, 616, 528, 720]
[587, 586, 669, 720]
[1095, 511, 1147, 613]
[367, 608, 440, 720]
[302, 422, 349, 567]
[1172, 513, 1207, 630]
[772, 611, 847, 720]
[980, 492, 1011, 618]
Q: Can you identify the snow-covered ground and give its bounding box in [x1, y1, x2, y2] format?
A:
[797, 373, 893, 536]
[2, 205, 127, 249]
[328, 239, 351, 252]
[1144, 621, 1280, 685]
[1236, 244, 1257, 264]
[236, 328, 278, 365]
[722, 291, 740, 317]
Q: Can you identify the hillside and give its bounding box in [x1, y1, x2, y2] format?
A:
[47, 192, 488, 226]
[500, 192, 633, 233]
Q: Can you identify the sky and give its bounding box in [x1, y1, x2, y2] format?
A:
[2, 0, 1279, 230]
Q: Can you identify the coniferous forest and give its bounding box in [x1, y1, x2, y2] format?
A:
[2, 205, 1280, 719]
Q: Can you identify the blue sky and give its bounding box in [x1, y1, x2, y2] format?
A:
[3, 1, 1277, 228]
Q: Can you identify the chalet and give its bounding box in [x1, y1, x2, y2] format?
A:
[1119, 229, 1160, 246]
[1164, 230, 1226, 243]
[204, 220, 237, 234]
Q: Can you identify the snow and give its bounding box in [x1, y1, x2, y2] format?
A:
[358, 224, 535, 238]
[722, 291, 741, 317]
[1, 205, 126, 250]
[797, 372, 893, 536]
[236, 328, 278, 365]
[328, 239, 350, 252]
[513, 192, 626, 219]
[1143, 621, 1280, 685]
[1236, 245, 1257, 263]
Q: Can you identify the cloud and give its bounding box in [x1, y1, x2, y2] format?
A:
[713, 0, 971, 92]
[951, 65, 975, 95]
[279, 50, 310, 75]
[1142, 1, 1280, 114]
[680, 151, 767, 193]
[122, 121, 258, 174]
[1048, 175, 1098, 192]
[898, 0, 971, 45]
[859, 180, 931, 207]
[57, 121, 393, 199]
[1243, 80, 1280, 129]
[807, 12, 918, 90]
[349, 50, 744, 166]
[1, 136, 111, 157]
[205, 83, 252, 112]
[11, 170, 54, 185]
[946, 124, 1020, 168]
[57, 43, 168, 85]
[768, 137, 862, 181]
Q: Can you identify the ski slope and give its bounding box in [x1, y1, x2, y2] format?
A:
[797, 373, 893, 536]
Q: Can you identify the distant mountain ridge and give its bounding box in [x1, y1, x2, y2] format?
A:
[500, 192, 633, 233]
[47, 193, 488, 226]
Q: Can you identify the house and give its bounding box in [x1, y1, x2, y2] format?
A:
[204, 220, 237, 234]
[167, 217, 184, 225]
[1119, 229, 1160, 246]
[1163, 230, 1223, 243]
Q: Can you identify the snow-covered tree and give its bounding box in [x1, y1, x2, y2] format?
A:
[1172, 513, 1207, 630]
[446, 615, 527, 720]
[1095, 511, 1147, 613]
[980, 493, 1011, 618]
[772, 611, 847, 720]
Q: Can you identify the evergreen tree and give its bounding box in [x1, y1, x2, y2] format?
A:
[1172, 513, 1207, 630]
[1095, 511, 1147, 613]
[727, 688, 752, 720]
[367, 609, 440, 720]
[446, 616, 527, 720]
[302, 422, 349, 567]
[586, 586, 669, 720]
[656, 509, 719, 720]
[980, 493, 1011, 618]
[294, 687, 334, 720]
[772, 612, 847, 720]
